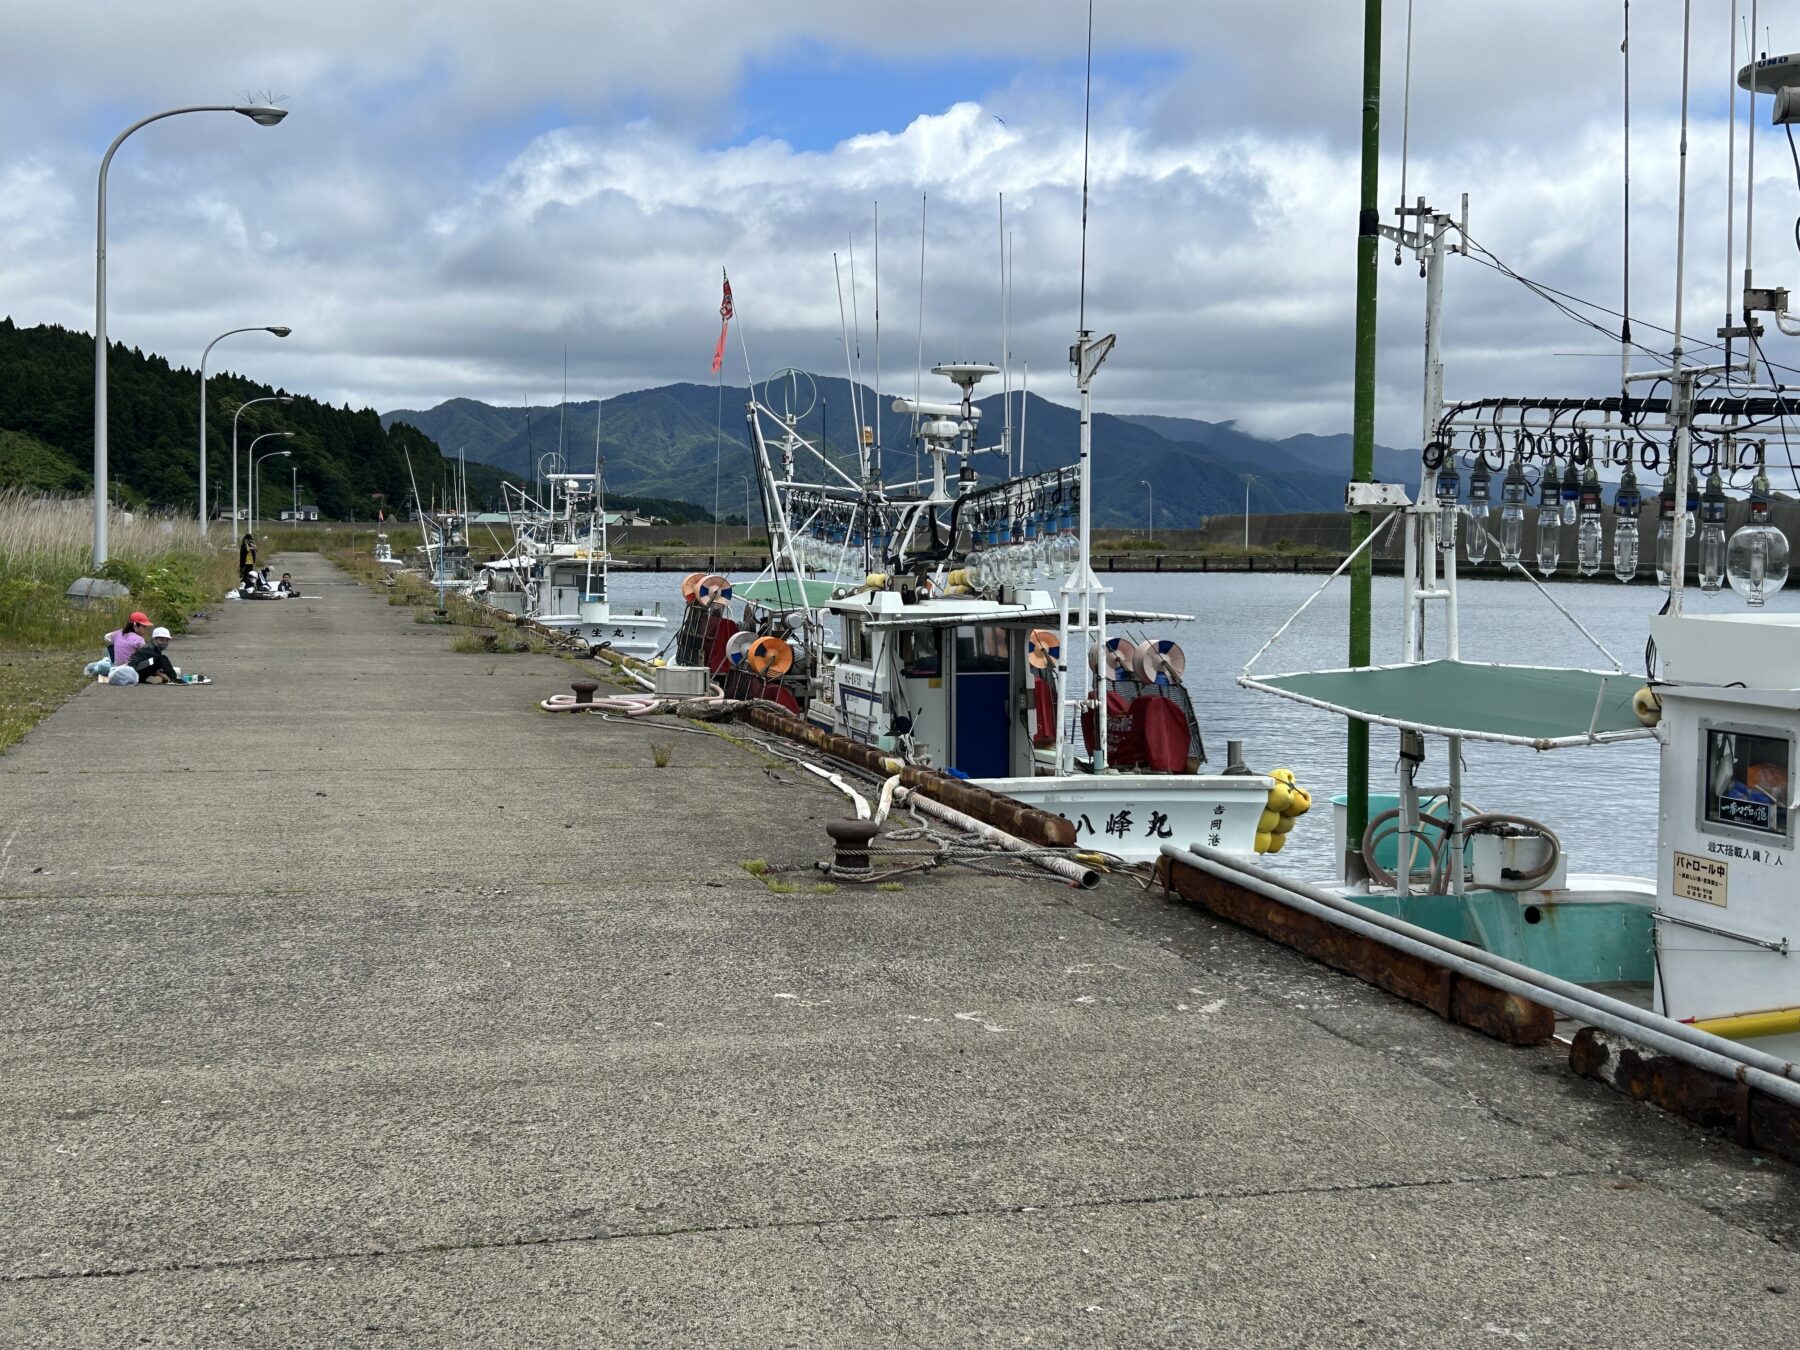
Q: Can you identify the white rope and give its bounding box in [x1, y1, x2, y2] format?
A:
[1471, 520, 1624, 671]
[1242, 511, 1396, 678]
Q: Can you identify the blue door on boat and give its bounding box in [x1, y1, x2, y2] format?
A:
[952, 627, 1012, 778]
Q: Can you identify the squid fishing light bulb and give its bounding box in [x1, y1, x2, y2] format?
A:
[1727, 469, 1791, 606]
[1576, 463, 1604, 576]
[1434, 456, 1461, 554]
[1498, 454, 1528, 565]
[1611, 466, 1641, 584]
[1654, 468, 1677, 589]
[1697, 470, 1728, 594]
[1535, 456, 1562, 576]
[1465, 460, 1492, 564]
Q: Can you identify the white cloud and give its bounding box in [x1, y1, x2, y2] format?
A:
[2, 2, 1796, 447]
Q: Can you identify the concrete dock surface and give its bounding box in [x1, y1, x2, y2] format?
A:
[3, 553, 1798, 1347]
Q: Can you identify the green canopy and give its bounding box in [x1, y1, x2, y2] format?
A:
[735, 577, 838, 608]
[1241, 659, 1653, 749]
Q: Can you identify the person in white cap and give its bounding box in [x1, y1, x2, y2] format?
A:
[129, 626, 181, 684]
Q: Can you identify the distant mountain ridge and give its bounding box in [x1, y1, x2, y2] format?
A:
[384, 380, 1419, 528]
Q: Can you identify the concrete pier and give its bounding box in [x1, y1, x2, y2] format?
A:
[3, 553, 1798, 1345]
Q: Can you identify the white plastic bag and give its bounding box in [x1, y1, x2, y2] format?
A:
[107, 665, 139, 685]
[84, 657, 113, 676]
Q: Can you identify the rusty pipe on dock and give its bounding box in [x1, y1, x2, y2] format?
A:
[733, 704, 1076, 848]
[1161, 843, 1800, 1109]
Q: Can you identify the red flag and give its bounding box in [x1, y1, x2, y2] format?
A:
[710, 271, 733, 374]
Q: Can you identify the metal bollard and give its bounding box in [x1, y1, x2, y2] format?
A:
[825, 819, 880, 871]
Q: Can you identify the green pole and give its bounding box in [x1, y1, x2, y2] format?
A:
[1346, 0, 1382, 872]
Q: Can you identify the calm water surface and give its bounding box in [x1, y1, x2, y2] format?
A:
[605, 565, 1800, 882]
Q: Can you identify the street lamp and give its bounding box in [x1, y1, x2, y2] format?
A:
[92, 102, 289, 568]
[233, 395, 292, 532]
[200, 325, 290, 536]
[1140, 479, 1153, 540]
[1241, 473, 1260, 551]
[250, 434, 294, 531]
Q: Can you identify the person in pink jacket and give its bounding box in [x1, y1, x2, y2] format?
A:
[105, 612, 150, 667]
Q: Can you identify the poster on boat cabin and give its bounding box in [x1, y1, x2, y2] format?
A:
[1671, 851, 1728, 908]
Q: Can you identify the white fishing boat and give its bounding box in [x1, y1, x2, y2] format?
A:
[1239, 39, 1800, 1056]
[476, 462, 668, 660]
[680, 348, 1315, 866]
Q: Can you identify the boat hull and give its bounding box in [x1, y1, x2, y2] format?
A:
[975, 773, 1275, 864]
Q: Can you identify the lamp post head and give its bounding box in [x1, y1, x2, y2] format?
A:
[278, 396, 293, 404]
[235, 105, 289, 127]
[266, 326, 292, 338]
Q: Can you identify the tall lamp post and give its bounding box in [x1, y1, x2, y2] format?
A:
[92, 102, 289, 569]
[291, 464, 299, 528]
[232, 394, 292, 532]
[1140, 479, 1153, 540]
[1240, 473, 1260, 551]
[200, 325, 290, 536]
[250, 435, 294, 531]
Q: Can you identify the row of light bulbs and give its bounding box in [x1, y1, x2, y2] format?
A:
[1433, 455, 1791, 604]
[962, 485, 1084, 592]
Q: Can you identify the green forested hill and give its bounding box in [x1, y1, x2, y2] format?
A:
[0, 319, 717, 521]
[0, 318, 469, 519]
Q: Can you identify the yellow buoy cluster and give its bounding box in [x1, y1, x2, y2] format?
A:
[1254, 768, 1312, 854]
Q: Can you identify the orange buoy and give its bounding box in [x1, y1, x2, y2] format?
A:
[1026, 628, 1061, 669]
[746, 635, 794, 679]
[680, 571, 706, 603]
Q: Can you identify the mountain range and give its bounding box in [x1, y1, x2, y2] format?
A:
[383, 378, 1418, 528]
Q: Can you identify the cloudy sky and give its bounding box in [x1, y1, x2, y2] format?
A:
[1, 2, 1792, 444]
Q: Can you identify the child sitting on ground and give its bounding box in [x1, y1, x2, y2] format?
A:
[129, 626, 180, 683]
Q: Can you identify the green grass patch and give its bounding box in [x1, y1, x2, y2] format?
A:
[0, 490, 241, 749]
[739, 859, 769, 876]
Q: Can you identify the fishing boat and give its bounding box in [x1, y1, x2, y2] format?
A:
[1237, 37, 1800, 1056]
[678, 352, 1313, 866]
[476, 470, 668, 659]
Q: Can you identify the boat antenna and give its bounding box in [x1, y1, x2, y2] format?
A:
[1724, 1, 1738, 375]
[873, 200, 882, 476]
[847, 230, 867, 473]
[1395, 0, 1414, 267]
[1077, 0, 1094, 333]
[1000, 192, 1012, 475]
[558, 347, 567, 460]
[1745, 0, 1759, 342]
[914, 191, 927, 491]
[1621, 0, 1632, 394]
[834, 251, 861, 475]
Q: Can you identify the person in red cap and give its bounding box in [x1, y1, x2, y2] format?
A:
[105, 612, 151, 668]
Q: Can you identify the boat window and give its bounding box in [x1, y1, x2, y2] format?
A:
[1700, 722, 1792, 842]
[900, 629, 940, 678]
[954, 626, 1011, 674]
[845, 617, 872, 663]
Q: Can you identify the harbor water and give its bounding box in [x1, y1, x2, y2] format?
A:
[602, 566, 1800, 882]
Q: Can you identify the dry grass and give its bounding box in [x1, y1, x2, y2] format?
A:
[0, 490, 244, 752]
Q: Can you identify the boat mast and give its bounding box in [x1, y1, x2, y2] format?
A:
[1345, 0, 1384, 877]
[1056, 0, 1117, 777]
